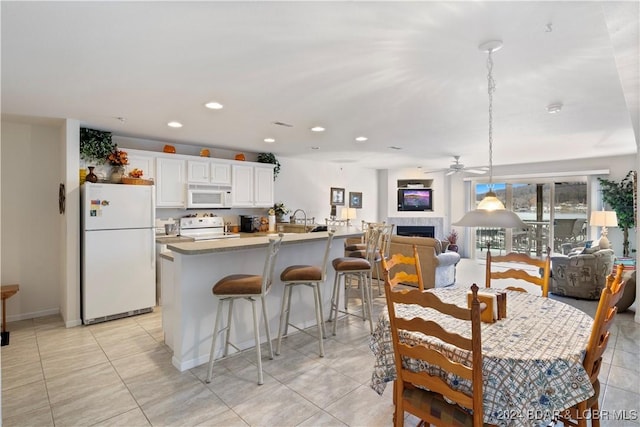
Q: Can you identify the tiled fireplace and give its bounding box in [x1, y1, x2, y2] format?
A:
[388, 217, 444, 239]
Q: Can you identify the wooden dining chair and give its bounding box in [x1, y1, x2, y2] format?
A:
[485, 248, 551, 297]
[384, 279, 484, 427]
[557, 264, 626, 427]
[381, 245, 424, 291]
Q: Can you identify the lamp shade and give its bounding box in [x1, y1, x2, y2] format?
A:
[476, 191, 506, 210]
[589, 210, 618, 228]
[453, 208, 528, 228]
[341, 207, 357, 220]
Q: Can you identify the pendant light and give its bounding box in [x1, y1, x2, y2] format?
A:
[453, 40, 527, 229]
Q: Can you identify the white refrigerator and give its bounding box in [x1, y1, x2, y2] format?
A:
[81, 182, 156, 324]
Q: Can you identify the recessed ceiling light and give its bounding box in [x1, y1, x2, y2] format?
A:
[264, 138, 275, 143]
[204, 101, 223, 110]
[388, 146, 402, 150]
[311, 146, 320, 150]
[310, 126, 325, 132]
[167, 121, 183, 128]
[355, 136, 368, 142]
[546, 103, 563, 114]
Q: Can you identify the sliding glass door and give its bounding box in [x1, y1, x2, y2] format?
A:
[474, 180, 587, 259]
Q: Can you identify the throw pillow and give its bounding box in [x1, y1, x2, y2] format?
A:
[581, 245, 601, 255]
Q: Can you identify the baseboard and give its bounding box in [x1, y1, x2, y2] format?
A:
[6, 308, 60, 323]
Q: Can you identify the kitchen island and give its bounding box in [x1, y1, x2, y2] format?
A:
[161, 228, 362, 371]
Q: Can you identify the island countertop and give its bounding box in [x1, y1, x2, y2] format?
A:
[166, 227, 362, 255]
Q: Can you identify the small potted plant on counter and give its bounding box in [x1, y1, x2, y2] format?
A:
[273, 202, 290, 222]
[446, 229, 459, 252]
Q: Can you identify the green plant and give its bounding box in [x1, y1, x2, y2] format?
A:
[80, 128, 114, 164]
[257, 152, 281, 179]
[597, 171, 636, 257]
[273, 202, 290, 216]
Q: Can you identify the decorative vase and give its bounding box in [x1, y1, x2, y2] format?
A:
[86, 166, 98, 183]
[447, 243, 459, 253]
[268, 215, 276, 232]
[110, 166, 125, 184]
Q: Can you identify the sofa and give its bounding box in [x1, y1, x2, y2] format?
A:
[386, 235, 461, 289]
[550, 246, 615, 299]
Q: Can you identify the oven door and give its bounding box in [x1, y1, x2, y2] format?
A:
[186, 188, 231, 208]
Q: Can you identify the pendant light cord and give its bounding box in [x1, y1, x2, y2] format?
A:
[487, 49, 496, 192]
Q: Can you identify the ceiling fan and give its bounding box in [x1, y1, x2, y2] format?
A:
[445, 156, 488, 176]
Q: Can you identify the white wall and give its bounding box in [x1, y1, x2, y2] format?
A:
[1, 121, 62, 321]
[274, 156, 378, 225]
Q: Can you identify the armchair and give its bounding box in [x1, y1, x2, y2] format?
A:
[550, 247, 615, 300]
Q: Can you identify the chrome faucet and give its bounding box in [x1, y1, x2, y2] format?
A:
[291, 209, 307, 230]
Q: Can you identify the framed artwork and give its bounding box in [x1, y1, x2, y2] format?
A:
[349, 192, 362, 209]
[330, 187, 345, 206]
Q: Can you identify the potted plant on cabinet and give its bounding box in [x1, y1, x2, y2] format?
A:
[257, 152, 281, 180]
[80, 128, 115, 165]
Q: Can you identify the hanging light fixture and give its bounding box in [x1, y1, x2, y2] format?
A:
[453, 40, 527, 229]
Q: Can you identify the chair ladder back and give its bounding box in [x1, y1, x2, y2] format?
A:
[486, 250, 551, 297]
[583, 264, 626, 382]
[261, 234, 284, 293]
[384, 282, 483, 426]
[382, 245, 424, 291]
[379, 224, 396, 259]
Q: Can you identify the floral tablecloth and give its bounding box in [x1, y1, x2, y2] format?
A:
[369, 287, 595, 427]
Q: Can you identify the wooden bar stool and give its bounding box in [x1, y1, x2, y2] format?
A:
[276, 231, 335, 357]
[1, 284, 20, 346]
[205, 234, 283, 385]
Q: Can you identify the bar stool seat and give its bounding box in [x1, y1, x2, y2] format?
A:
[276, 232, 335, 357]
[206, 234, 283, 386]
[332, 257, 371, 271]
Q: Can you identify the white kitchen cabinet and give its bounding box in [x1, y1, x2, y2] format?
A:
[188, 160, 231, 185]
[156, 157, 186, 208]
[232, 164, 254, 207]
[210, 162, 231, 185]
[126, 149, 155, 180]
[254, 165, 274, 207]
[231, 163, 274, 207]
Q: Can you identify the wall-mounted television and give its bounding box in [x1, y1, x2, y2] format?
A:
[397, 188, 433, 211]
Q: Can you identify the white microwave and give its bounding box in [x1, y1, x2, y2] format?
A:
[186, 185, 232, 208]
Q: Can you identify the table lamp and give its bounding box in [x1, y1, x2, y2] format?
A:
[341, 207, 357, 226]
[589, 210, 618, 249]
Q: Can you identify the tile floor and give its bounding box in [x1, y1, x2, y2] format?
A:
[1, 258, 639, 426]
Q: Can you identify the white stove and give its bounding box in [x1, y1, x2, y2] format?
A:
[179, 217, 240, 241]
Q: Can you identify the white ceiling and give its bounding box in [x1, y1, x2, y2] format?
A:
[2, 1, 638, 171]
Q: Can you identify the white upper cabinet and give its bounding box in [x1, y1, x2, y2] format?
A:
[254, 165, 274, 207]
[231, 163, 274, 207]
[188, 160, 231, 185]
[126, 149, 155, 180]
[156, 157, 186, 208]
[231, 164, 254, 207]
[210, 162, 231, 185]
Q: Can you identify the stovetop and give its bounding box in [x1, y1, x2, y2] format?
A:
[178, 216, 240, 241]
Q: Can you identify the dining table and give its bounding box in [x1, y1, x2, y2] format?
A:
[369, 287, 595, 427]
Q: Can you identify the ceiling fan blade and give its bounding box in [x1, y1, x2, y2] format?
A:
[466, 169, 487, 175]
[445, 170, 456, 176]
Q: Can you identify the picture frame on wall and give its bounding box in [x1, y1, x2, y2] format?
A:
[349, 192, 362, 209]
[330, 187, 345, 206]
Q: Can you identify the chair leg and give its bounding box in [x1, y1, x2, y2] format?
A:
[261, 295, 274, 360]
[316, 282, 327, 339]
[591, 400, 600, 427]
[311, 283, 325, 357]
[363, 271, 374, 333]
[275, 283, 291, 356]
[206, 298, 225, 383]
[330, 271, 341, 336]
[223, 299, 234, 357]
[250, 298, 264, 385]
[359, 273, 367, 322]
[376, 262, 383, 296]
